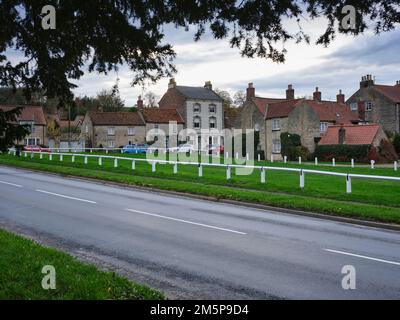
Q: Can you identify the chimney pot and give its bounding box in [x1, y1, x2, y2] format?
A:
[246, 82, 255, 99]
[336, 89, 345, 104]
[313, 87, 322, 102]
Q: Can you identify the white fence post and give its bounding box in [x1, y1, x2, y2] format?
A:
[315, 157, 318, 166]
[13, 150, 16, 156]
[225, 152, 229, 159]
[24, 152, 27, 157]
[260, 167, 265, 183]
[114, 158, 118, 168]
[60, 154, 63, 161]
[226, 166, 231, 180]
[257, 154, 261, 161]
[49, 154, 52, 161]
[332, 158, 335, 167]
[84, 156, 88, 164]
[246, 153, 249, 161]
[106, 149, 108, 154]
[98, 157, 102, 166]
[270, 155, 274, 163]
[284, 155, 287, 164]
[131, 160, 135, 170]
[198, 164, 203, 177]
[90, 149, 93, 154]
[235, 152, 239, 160]
[370, 160, 375, 169]
[300, 170, 305, 189]
[346, 175, 352, 194]
[351, 159, 355, 168]
[394, 161, 398, 171]
[298, 157, 302, 165]
[72, 154, 75, 162]
[173, 162, 178, 174]
[40, 153, 43, 159]
[152, 161, 156, 172]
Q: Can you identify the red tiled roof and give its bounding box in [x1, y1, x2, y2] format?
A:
[0, 105, 46, 125]
[89, 111, 144, 126]
[251, 97, 287, 115]
[265, 99, 358, 123]
[319, 124, 380, 145]
[142, 108, 184, 124]
[373, 85, 400, 103]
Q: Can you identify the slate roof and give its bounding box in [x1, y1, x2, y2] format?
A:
[0, 105, 46, 125]
[142, 108, 184, 124]
[373, 85, 400, 103]
[319, 124, 380, 145]
[89, 111, 145, 126]
[175, 86, 223, 101]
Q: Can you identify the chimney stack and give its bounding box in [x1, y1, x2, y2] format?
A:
[246, 82, 255, 99]
[396, 80, 400, 86]
[360, 75, 374, 88]
[313, 87, 322, 102]
[168, 78, 176, 89]
[336, 89, 345, 104]
[204, 81, 212, 90]
[338, 126, 346, 145]
[137, 95, 143, 109]
[286, 84, 295, 100]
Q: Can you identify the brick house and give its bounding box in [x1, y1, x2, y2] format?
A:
[264, 88, 359, 160]
[158, 79, 224, 147]
[0, 105, 47, 146]
[239, 83, 292, 153]
[319, 124, 387, 147]
[80, 111, 146, 148]
[138, 98, 185, 148]
[347, 75, 400, 134]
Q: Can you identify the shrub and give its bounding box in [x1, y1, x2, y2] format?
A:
[393, 133, 400, 156]
[378, 139, 398, 163]
[280, 132, 309, 160]
[314, 144, 370, 162]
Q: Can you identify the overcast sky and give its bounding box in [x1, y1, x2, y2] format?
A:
[39, 18, 400, 106]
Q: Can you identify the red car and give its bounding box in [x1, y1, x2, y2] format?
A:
[208, 144, 224, 155]
[24, 145, 51, 153]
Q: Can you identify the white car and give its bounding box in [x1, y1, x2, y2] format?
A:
[177, 144, 197, 153]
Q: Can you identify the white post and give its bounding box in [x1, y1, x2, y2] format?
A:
[257, 154, 261, 161]
[226, 166, 231, 180]
[121, 149, 123, 154]
[30, 151, 34, 158]
[49, 154, 52, 161]
[106, 149, 108, 154]
[260, 168, 266, 183]
[40, 153, 43, 159]
[332, 158, 335, 167]
[270, 154, 274, 163]
[13, 150, 16, 156]
[346, 175, 352, 194]
[246, 153, 249, 161]
[351, 159, 355, 168]
[225, 152, 229, 159]
[84, 156, 88, 164]
[60, 154, 63, 162]
[72, 155, 75, 162]
[114, 158, 118, 168]
[24, 152, 27, 157]
[298, 157, 302, 165]
[300, 170, 305, 189]
[131, 160, 135, 170]
[315, 157, 318, 166]
[98, 157, 102, 166]
[235, 152, 239, 160]
[173, 162, 177, 174]
[284, 156, 287, 164]
[394, 161, 398, 171]
[90, 149, 93, 154]
[370, 160, 375, 169]
[198, 164, 203, 177]
[152, 161, 156, 172]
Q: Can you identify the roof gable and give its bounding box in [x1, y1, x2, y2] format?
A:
[0, 105, 46, 125]
[251, 97, 287, 115]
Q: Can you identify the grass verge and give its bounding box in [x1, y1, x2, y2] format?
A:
[0, 155, 399, 224]
[0, 228, 163, 299]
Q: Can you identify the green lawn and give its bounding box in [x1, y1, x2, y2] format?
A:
[1, 153, 400, 224]
[0, 228, 163, 300]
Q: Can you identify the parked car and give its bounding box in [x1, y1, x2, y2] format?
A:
[122, 144, 149, 154]
[177, 143, 197, 153]
[206, 144, 224, 155]
[24, 145, 51, 152]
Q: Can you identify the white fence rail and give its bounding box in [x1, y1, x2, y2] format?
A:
[8, 149, 400, 195]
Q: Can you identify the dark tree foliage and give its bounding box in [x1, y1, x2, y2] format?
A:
[0, 106, 30, 152]
[0, 0, 399, 103]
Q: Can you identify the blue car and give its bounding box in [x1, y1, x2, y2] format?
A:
[122, 144, 149, 154]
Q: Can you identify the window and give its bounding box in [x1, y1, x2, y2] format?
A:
[272, 119, 281, 131]
[193, 116, 201, 129]
[209, 117, 216, 129]
[350, 102, 358, 111]
[19, 121, 34, 133]
[107, 127, 115, 135]
[320, 122, 329, 133]
[209, 104, 216, 113]
[25, 138, 40, 145]
[272, 140, 281, 154]
[127, 127, 135, 136]
[108, 140, 115, 148]
[365, 101, 373, 112]
[193, 103, 200, 113]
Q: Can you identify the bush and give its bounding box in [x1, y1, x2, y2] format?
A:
[314, 144, 370, 162]
[378, 139, 398, 163]
[393, 133, 400, 156]
[280, 132, 309, 160]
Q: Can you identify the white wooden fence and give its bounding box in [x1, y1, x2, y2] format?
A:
[9, 149, 400, 195]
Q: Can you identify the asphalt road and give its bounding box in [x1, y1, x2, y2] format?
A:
[0, 165, 399, 299]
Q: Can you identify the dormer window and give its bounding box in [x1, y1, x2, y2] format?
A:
[209, 104, 216, 113]
[193, 103, 200, 113]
